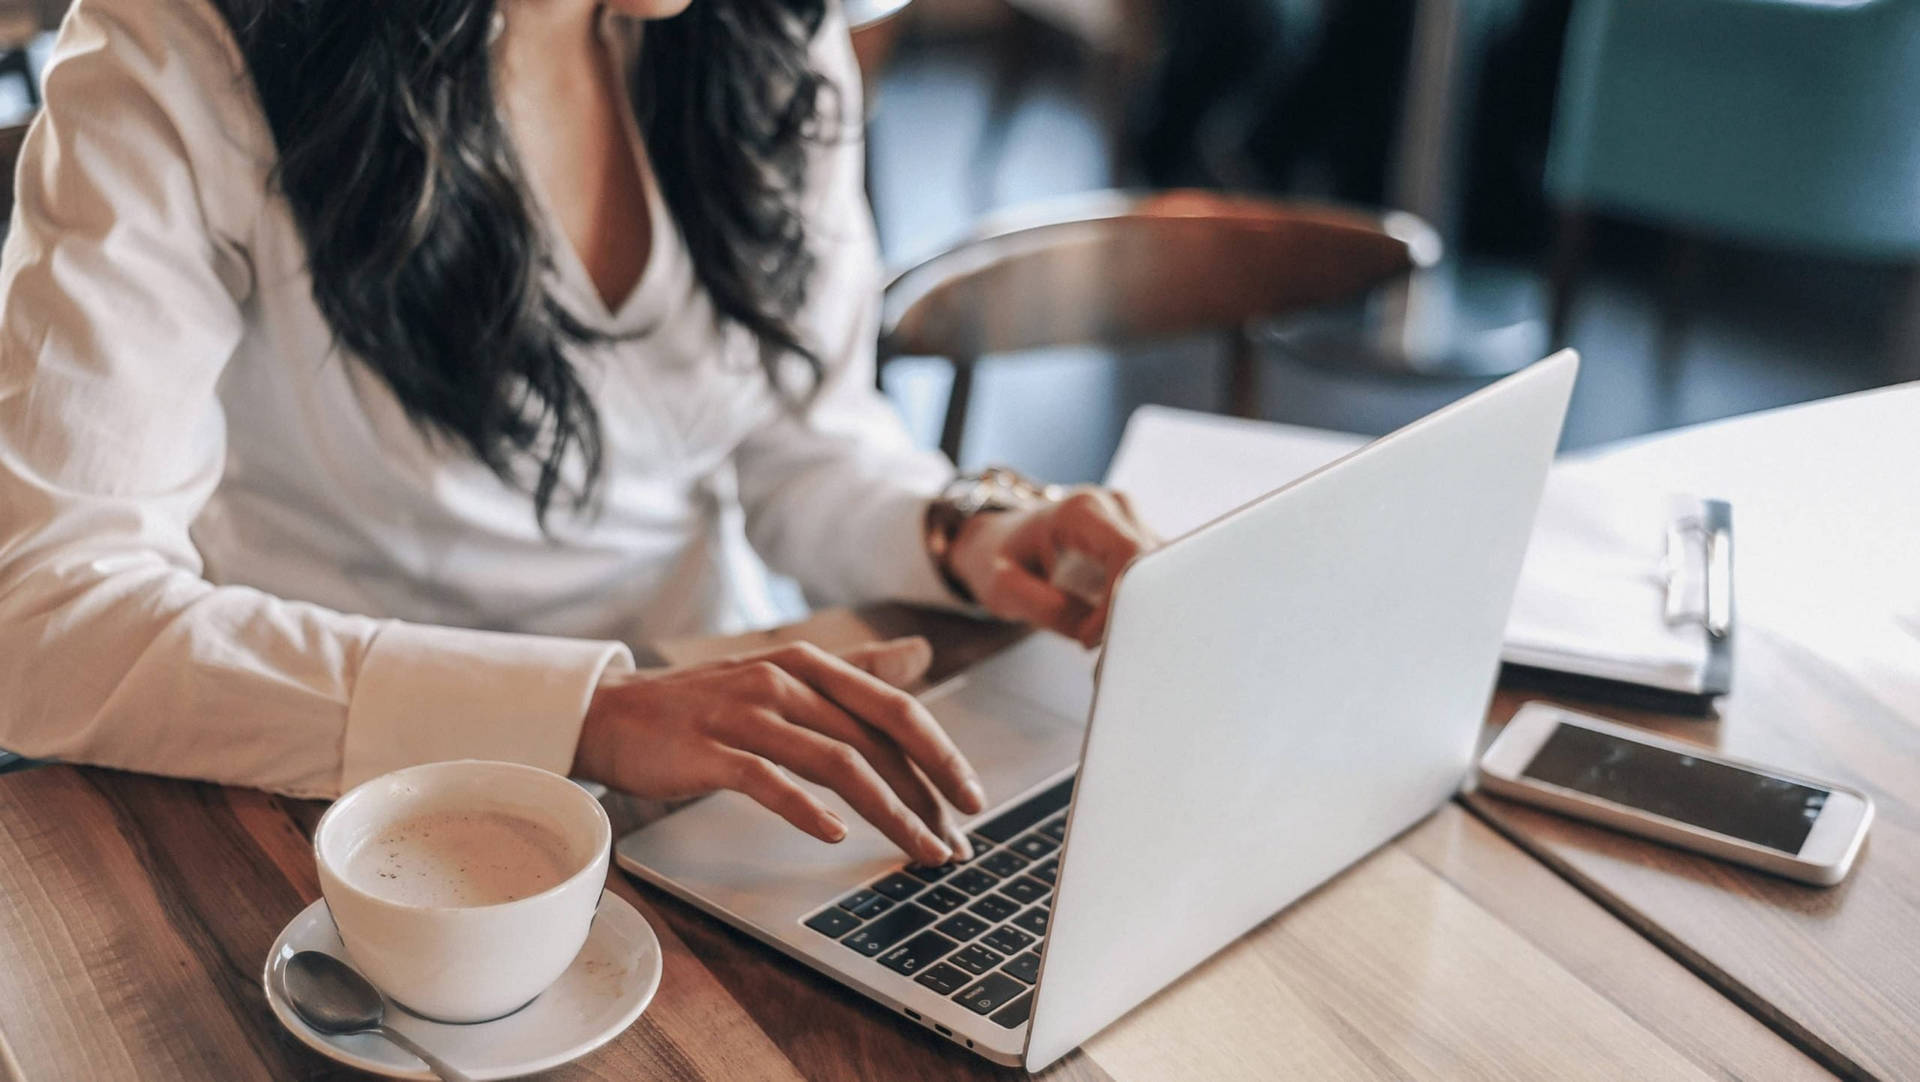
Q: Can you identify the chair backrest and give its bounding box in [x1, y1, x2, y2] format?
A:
[880, 190, 1437, 361]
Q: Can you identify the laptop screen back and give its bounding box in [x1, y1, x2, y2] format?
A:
[1024, 352, 1577, 1070]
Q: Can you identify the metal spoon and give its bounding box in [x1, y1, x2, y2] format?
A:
[283, 950, 475, 1082]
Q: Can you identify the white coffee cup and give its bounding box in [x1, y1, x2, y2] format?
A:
[314, 760, 611, 1023]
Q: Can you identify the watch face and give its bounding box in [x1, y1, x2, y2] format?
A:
[942, 468, 1051, 520]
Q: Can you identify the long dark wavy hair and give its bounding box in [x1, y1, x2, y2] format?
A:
[212, 0, 836, 525]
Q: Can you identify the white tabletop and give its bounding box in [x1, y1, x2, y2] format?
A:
[1560, 382, 1920, 722]
[1108, 382, 1920, 717]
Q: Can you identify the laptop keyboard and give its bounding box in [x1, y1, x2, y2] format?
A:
[802, 776, 1074, 1029]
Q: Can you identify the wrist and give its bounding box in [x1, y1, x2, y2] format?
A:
[922, 467, 1059, 603]
[945, 505, 1024, 594]
[572, 669, 639, 782]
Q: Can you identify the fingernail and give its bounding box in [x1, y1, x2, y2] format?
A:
[965, 779, 987, 812]
[923, 832, 952, 864]
[825, 816, 847, 842]
[948, 829, 974, 862]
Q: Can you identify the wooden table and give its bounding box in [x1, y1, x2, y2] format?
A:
[1472, 628, 1920, 1082]
[7, 384, 1916, 1080]
[1467, 384, 1920, 1082]
[0, 602, 1824, 1081]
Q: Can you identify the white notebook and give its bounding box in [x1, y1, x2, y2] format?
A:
[1106, 406, 1732, 698]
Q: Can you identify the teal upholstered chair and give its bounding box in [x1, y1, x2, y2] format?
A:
[1543, 0, 1920, 362]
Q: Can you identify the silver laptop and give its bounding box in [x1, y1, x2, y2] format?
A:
[616, 351, 1578, 1070]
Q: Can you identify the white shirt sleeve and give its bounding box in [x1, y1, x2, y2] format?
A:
[0, 0, 630, 798]
[731, 3, 961, 608]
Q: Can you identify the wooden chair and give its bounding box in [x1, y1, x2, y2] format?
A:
[878, 188, 1439, 461]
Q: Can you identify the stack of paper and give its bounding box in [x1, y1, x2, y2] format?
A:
[1502, 486, 1717, 692]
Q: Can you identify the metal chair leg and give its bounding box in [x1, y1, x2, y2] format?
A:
[1226, 326, 1259, 419]
[939, 356, 976, 464]
[1889, 264, 1920, 384]
[1546, 209, 1590, 350]
[1652, 231, 1704, 418]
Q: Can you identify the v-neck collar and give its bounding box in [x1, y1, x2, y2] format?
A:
[519, 10, 678, 335]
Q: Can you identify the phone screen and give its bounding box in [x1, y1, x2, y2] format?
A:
[1521, 723, 1830, 853]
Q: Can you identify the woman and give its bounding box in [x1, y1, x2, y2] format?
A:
[0, 0, 1153, 866]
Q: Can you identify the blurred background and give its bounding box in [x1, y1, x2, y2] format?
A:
[0, 0, 1912, 487]
[857, 0, 1920, 481]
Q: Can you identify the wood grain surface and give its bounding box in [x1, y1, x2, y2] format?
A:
[1472, 626, 1920, 1081]
[0, 606, 1833, 1080]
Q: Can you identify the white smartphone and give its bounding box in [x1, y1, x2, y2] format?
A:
[1477, 703, 1873, 885]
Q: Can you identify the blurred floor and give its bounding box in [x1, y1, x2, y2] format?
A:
[871, 35, 1910, 482]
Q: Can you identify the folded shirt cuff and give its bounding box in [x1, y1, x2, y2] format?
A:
[870, 488, 971, 610]
[341, 620, 635, 793]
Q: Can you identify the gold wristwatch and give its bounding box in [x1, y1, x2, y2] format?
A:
[923, 466, 1062, 602]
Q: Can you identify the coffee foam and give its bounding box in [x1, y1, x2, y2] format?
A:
[344, 808, 575, 907]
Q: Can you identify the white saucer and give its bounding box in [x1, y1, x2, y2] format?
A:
[263, 890, 661, 1080]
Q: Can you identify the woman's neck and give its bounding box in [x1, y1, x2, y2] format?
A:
[495, 0, 604, 81]
[493, 0, 656, 313]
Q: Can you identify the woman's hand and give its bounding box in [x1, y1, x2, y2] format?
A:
[944, 488, 1158, 648]
[571, 637, 985, 865]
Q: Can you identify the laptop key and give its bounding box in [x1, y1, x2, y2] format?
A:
[968, 894, 1020, 923]
[1031, 858, 1059, 885]
[966, 833, 995, 856]
[950, 943, 1004, 975]
[935, 912, 990, 942]
[907, 863, 954, 882]
[981, 925, 1034, 955]
[1039, 816, 1067, 841]
[975, 778, 1075, 843]
[879, 930, 959, 976]
[838, 889, 892, 918]
[841, 904, 934, 956]
[1013, 907, 1050, 937]
[1002, 950, 1042, 984]
[918, 885, 969, 914]
[999, 876, 1048, 905]
[979, 850, 1029, 878]
[914, 962, 971, 997]
[803, 907, 861, 939]
[948, 868, 999, 896]
[954, 972, 1026, 1016]
[1010, 833, 1057, 860]
[990, 991, 1035, 1029]
[870, 872, 924, 901]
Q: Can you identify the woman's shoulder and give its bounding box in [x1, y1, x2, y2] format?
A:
[62, 0, 255, 88]
[54, 0, 272, 158]
[44, 0, 276, 232]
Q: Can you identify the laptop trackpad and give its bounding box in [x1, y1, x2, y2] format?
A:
[925, 669, 1089, 810]
[954, 631, 1098, 725]
[616, 654, 1088, 926]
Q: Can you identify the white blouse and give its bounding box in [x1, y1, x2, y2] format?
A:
[0, 0, 956, 797]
